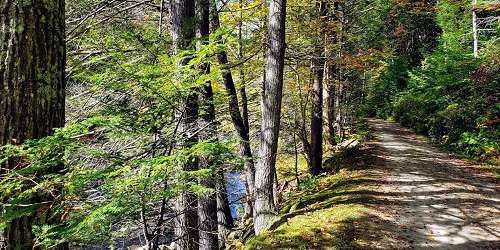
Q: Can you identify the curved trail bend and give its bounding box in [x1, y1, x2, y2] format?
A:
[359, 119, 500, 249]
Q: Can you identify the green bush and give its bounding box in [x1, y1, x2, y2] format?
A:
[366, 0, 499, 162]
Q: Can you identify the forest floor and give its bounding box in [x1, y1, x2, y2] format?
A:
[352, 119, 500, 249]
[248, 119, 500, 249]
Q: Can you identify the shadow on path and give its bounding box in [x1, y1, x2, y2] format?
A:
[346, 119, 500, 250]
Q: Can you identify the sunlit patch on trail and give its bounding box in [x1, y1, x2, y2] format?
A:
[361, 119, 500, 249]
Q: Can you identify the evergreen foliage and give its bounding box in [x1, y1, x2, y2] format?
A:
[366, 0, 499, 163]
[1, 0, 498, 248]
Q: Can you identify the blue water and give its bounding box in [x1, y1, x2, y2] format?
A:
[226, 172, 246, 219]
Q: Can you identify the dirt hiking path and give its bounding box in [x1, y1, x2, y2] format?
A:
[358, 119, 500, 249]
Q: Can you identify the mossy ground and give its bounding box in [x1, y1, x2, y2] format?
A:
[247, 204, 366, 249]
[246, 157, 374, 249]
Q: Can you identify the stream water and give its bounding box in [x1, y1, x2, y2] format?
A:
[226, 171, 246, 219]
[84, 172, 247, 249]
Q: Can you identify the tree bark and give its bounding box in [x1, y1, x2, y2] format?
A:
[335, 78, 344, 141]
[326, 74, 337, 146]
[309, 1, 328, 176]
[335, 2, 345, 142]
[472, 0, 478, 57]
[209, 0, 255, 221]
[237, 0, 254, 222]
[238, 0, 250, 134]
[0, 1, 66, 249]
[196, 0, 218, 249]
[158, 0, 165, 35]
[310, 58, 324, 176]
[325, 1, 340, 148]
[254, 0, 287, 234]
[170, 1, 199, 249]
[216, 171, 234, 247]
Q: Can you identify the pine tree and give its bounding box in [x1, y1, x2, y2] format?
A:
[0, 1, 66, 249]
[254, 0, 287, 234]
[170, 0, 199, 249]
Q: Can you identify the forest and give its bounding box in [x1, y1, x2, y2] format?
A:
[0, 0, 499, 249]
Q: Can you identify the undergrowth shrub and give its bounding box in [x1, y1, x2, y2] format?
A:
[366, 0, 499, 163]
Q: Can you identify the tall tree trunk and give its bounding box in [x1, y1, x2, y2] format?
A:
[472, 0, 478, 57]
[238, 0, 250, 134]
[0, 1, 66, 249]
[325, 1, 340, 148]
[197, 96, 219, 250]
[309, 1, 327, 176]
[254, 0, 287, 234]
[310, 58, 324, 176]
[335, 75, 344, 141]
[209, 0, 255, 221]
[158, 0, 165, 35]
[170, 1, 199, 249]
[237, 0, 254, 222]
[325, 69, 337, 147]
[335, 3, 345, 142]
[216, 172, 234, 247]
[196, 0, 218, 249]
